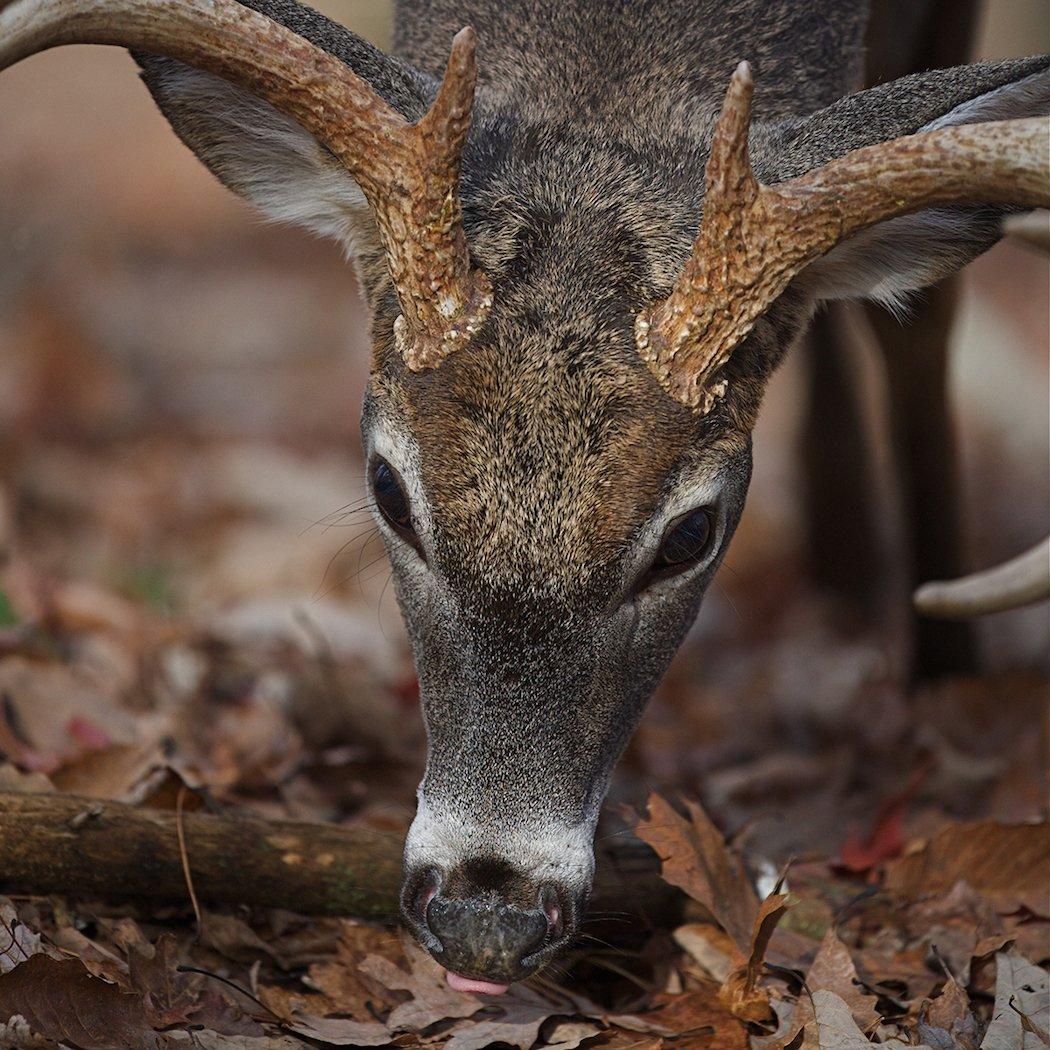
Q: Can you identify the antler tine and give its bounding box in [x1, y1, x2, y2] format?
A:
[914, 537, 1050, 618]
[637, 64, 1050, 413]
[0, 0, 490, 370]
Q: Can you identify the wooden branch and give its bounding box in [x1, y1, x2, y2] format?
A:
[0, 793, 673, 925]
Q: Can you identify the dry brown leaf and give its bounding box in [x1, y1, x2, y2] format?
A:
[359, 940, 484, 1032]
[443, 989, 559, 1050]
[618, 986, 747, 1047]
[300, 919, 406, 1017]
[47, 925, 129, 986]
[0, 954, 169, 1049]
[543, 1019, 603, 1049]
[719, 893, 790, 1025]
[800, 989, 926, 1049]
[886, 822, 1049, 915]
[201, 912, 288, 968]
[126, 933, 202, 1028]
[981, 951, 1049, 1050]
[917, 974, 980, 1050]
[905, 879, 1005, 986]
[281, 1011, 392, 1045]
[675, 922, 736, 982]
[634, 793, 759, 952]
[51, 741, 166, 801]
[798, 929, 880, 1034]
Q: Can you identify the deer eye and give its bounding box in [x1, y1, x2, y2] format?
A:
[649, 508, 714, 578]
[371, 457, 415, 535]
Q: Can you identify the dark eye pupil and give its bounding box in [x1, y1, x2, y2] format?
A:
[373, 460, 413, 531]
[656, 510, 712, 569]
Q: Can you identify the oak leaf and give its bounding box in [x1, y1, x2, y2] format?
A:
[634, 793, 758, 953]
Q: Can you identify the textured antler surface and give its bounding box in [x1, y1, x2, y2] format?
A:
[637, 62, 1050, 412]
[0, 0, 490, 370]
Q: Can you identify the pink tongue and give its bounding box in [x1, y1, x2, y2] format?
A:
[445, 971, 510, 995]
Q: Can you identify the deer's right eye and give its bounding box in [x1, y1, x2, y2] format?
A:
[372, 458, 415, 536]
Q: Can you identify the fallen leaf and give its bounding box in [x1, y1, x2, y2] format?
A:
[918, 974, 980, 1050]
[886, 822, 1049, 915]
[201, 912, 288, 968]
[634, 793, 758, 952]
[801, 989, 927, 1049]
[543, 1019, 603, 1049]
[0, 898, 44, 976]
[981, 951, 1049, 1050]
[443, 991, 556, 1050]
[800, 929, 880, 1034]
[838, 767, 928, 876]
[127, 933, 202, 1027]
[623, 986, 747, 1047]
[0, 954, 169, 1049]
[359, 940, 483, 1032]
[675, 922, 735, 982]
[48, 925, 129, 986]
[51, 741, 166, 801]
[905, 879, 1005, 987]
[720, 893, 790, 1025]
[282, 1011, 391, 1045]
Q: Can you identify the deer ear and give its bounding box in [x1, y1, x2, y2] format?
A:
[773, 58, 1050, 310]
[135, 7, 431, 264]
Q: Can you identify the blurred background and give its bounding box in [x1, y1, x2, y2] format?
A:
[0, 1, 1047, 852]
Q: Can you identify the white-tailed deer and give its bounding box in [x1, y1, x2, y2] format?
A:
[2, 0, 1048, 993]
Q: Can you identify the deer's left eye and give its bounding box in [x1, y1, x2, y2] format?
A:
[650, 508, 714, 577]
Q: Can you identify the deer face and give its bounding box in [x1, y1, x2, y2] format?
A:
[363, 244, 756, 983]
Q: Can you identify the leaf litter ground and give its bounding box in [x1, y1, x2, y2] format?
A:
[0, 501, 1046, 1047]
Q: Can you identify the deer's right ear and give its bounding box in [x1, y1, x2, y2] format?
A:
[136, 43, 430, 264]
[766, 55, 1050, 311]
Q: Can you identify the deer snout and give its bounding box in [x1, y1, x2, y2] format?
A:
[401, 865, 578, 989]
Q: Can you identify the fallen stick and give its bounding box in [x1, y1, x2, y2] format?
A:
[0, 792, 673, 924]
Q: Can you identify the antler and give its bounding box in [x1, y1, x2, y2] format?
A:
[637, 62, 1050, 412]
[0, 0, 491, 370]
[912, 210, 1050, 621]
[914, 537, 1050, 618]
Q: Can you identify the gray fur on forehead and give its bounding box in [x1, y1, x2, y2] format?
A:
[396, 0, 869, 122]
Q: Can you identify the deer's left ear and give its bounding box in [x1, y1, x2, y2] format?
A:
[768, 56, 1050, 310]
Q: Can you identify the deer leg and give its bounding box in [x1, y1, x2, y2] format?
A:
[799, 306, 882, 619]
[865, 282, 978, 680]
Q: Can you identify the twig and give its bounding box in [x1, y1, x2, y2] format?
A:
[176, 785, 204, 939]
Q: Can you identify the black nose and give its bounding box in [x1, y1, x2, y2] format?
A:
[426, 893, 549, 983]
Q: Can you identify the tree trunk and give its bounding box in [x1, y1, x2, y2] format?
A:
[0, 792, 672, 925]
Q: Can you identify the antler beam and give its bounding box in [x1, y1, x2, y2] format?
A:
[637, 62, 1050, 412]
[0, 0, 490, 370]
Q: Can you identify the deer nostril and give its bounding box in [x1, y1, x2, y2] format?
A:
[538, 885, 565, 940]
[401, 868, 443, 951]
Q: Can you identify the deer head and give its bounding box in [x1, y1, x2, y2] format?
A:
[2, 0, 1048, 990]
